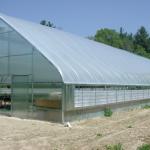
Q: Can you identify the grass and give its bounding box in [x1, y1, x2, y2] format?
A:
[105, 143, 124, 150]
[127, 125, 132, 128]
[137, 144, 150, 150]
[143, 105, 150, 109]
[96, 133, 103, 138]
[104, 108, 113, 117]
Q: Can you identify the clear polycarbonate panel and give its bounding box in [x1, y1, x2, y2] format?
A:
[0, 81, 11, 114]
[74, 86, 150, 108]
[124, 90, 132, 101]
[107, 89, 117, 104]
[83, 88, 95, 106]
[96, 88, 107, 105]
[0, 83, 11, 95]
[0, 18, 62, 84]
[9, 31, 33, 55]
[1, 13, 150, 85]
[131, 90, 138, 100]
[137, 90, 144, 100]
[33, 83, 62, 109]
[74, 88, 82, 107]
[33, 51, 62, 82]
[0, 32, 9, 57]
[0, 75, 11, 84]
[0, 76, 11, 102]
[0, 19, 12, 33]
[144, 89, 150, 99]
[11, 75, 32, 116]
[116, 90, 125, 102]
[0, 57, 8, 75]
[10, 55, 32, 75]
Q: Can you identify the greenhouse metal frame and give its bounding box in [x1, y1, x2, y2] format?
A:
[0, 13, 150, 122]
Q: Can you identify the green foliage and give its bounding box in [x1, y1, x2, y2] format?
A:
[40, 20, 56, 28]
[95, 28, 123, 48]
[143, 105, 150, 109]
[104, 108, 113, 117]
[96, 133, 103, 137]
[127, 125, 132, 128]
[105, 143, 124, 150]
[137, 144, 150, 150]
[94, 26, 150, 59]
[134, 26, 150, 53]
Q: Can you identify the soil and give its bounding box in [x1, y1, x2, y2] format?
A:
[0, 108, 150, 150]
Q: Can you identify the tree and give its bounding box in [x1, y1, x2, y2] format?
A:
[134, 45, 147, 56]
[40, 20, 56, 28]
[94, 28, 134, 51]
[94, 28, 124, 48]
[93, 26, 150, 59]
[119, 27, 127, 39]
[134, 26, 150, 53]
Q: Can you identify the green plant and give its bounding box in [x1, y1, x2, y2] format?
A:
[96, 133, 102, 137]
[104, 108, 113, 117]
[127, 125, 132, 128]
[143, 105, 150, 109]
[105, 143, 124, 150]
[137, 144, 150, 150]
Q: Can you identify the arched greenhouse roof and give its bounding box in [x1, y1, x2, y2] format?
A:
[0, 13, 150, 86]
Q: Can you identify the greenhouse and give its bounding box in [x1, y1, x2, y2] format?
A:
[0, 13, 150, 122]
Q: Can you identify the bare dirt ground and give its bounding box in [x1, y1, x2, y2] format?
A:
[0, 108, 150, 150]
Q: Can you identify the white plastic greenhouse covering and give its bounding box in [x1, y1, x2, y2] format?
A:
[0, 13, 150, 85]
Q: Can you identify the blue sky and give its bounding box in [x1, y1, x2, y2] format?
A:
[0, 0, 150, 37]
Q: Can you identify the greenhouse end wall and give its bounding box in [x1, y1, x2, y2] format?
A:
[0, 19, 63, 122]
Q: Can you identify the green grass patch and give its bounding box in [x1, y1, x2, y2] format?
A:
[143, 105, 150, 109]
[96, 133, 103, 138]
[105, 143, 124, 150]
[137, 144, 150, 150]
[127, 125, 132, 128]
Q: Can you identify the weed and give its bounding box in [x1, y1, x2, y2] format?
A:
[96, 133, 102, 137]
[137, 144, 150, 150]
[104, 108, 113, 117]
[105, 143, 124, 150]
[143, 105, 150, 109]
[127, 125, 132, 128]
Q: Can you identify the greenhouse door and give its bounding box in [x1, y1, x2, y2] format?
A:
[11, 75, 31, 118]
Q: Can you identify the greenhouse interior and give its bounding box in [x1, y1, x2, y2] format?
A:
[0, 13, 150, 122]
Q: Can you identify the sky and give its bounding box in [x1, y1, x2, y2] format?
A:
[0, 0, 150, 37]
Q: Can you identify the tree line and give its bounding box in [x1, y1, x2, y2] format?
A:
[93, 26, 150, 59]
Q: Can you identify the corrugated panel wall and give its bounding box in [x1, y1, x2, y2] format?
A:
[74, 87, 150, 108]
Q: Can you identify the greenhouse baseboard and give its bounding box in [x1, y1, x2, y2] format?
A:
[64, 99, 150, 122]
